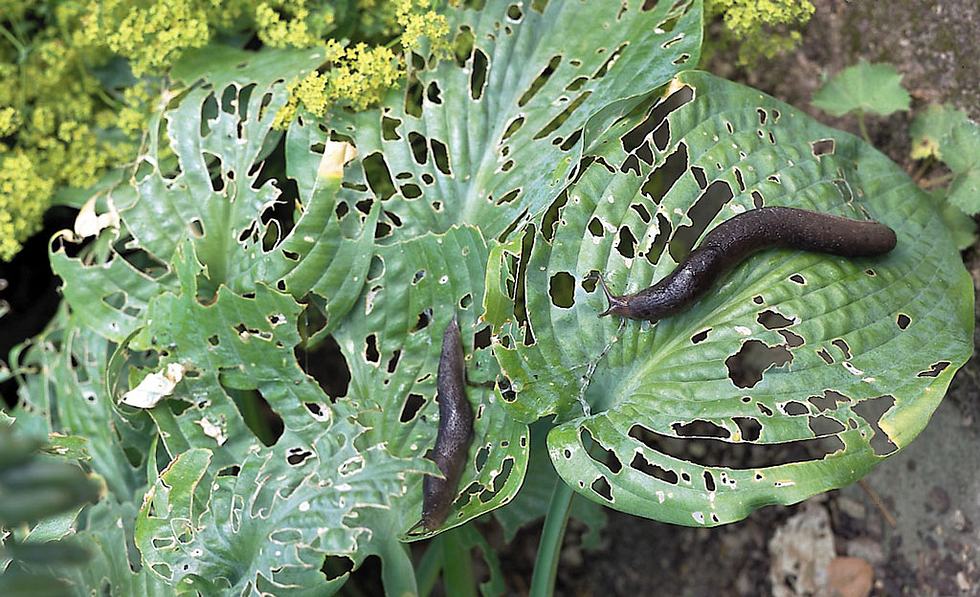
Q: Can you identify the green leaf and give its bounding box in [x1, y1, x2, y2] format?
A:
[812, 60, 910, 117]
[334, 226, 530, 539]
[486, 70, 974, 526]
[943, 118, 980, 215]
[341, 0, 704, 242]
[493, 422, 606, 548]
[909, 104, 980, 215]
[51, 46, 376, 343]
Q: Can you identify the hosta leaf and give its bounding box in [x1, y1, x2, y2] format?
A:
[812, 60, 910, 117]
[51, 46, 377, 343]
[135, 426, 415, 595]
[334, 226, 529, 539]
[486, 71, 974, 526]
[340, 0, 703, 242]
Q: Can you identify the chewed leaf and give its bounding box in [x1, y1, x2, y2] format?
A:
[135, 422, 413, 595]
[812, 60, 910, 117]
[51, 47, 376, 343]
[338, 0, 703, 243]
[486, 71, 974, 526]
[335, 226, 529, 539]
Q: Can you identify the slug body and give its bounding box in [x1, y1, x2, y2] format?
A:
[421, 316, 473, 530]
[599, 207, 897, 322]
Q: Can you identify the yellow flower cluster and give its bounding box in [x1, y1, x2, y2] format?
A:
[274, 0, 450, 126]
[256, 1, 336, 49]
[396, 0, 450, 54]
[275, 42, 401, 127]
[0, 153, 53, 261]
[706, 0, 815, 64]
[0, 0, 450, 260]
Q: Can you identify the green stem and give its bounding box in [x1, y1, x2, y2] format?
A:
[442, 527, 477, 597]
[0, 24, 25, 55]
[529, 479, 574, 597]
[415, 537, 443, 597]
[856, 110, 872, 145]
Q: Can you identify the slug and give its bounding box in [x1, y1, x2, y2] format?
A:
[598, 207, 897, 322]
[421, 315, 474, 530]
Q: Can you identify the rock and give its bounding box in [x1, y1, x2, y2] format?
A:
[837, 496, 867, 521]
[769, 502, 835, 597]
[826, 556, 874, 597]
[846, 537, 885, 566]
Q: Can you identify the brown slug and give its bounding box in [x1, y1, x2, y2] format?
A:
[421, 315, 473, 530]
[599, 207, 897, 322]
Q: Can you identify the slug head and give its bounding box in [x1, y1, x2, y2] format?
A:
[596, 272, 631, 318]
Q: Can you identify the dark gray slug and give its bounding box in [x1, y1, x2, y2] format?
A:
[598, 207, 897, 322]
[421, 315, 473, 530]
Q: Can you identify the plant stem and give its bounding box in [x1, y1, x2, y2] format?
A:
[415, 537, 443, 597]
[529, 478, 574, 597]
[0, 24, 25, 56]
[442, 527, 477, 597]
[857, 110, 872, 145]
[919, 172, 955, 189]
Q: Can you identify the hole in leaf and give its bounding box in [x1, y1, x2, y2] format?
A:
[817, 348, 834, 365]
[757, 309, 795, 330]
[295, 335, 350, 401]
[412, 308, 433, 332]
[287, 447, 314, 466]
[811, 139, 835, 156]
[400, 393, 425, 423]
[322, 556, 355, 582]
[832, 339, 852, 360]
[640, 143, 687, 204]
[669, 180, 735, 262]
[782, 401, 809, 415]
[807, 390, 850, 412]
[426, 81, 442, 104]
[703, 470, 716, 492]
[778, 330, 804, 348]
[896, 314, 911, 330]
[853, 395, 898, 456]
[691, 328, 710, 344]
[381, 115, 402, 141]
[809, 415, 845, 436]
[628, 451, 678, 484]
[789, 274, 806, 285]
[673, 420, 730, 439]
[616, 226, 637, 258]
[549, 272, 575, 308]
[408, 132, 428, 165]
[470, 49, 489, 100]
[916, 361, 950, 378]
[362, 153, 396, 200]
[532, 91, 592, 140]
[751, 190, 764, 208]
[430, 139, 451, 175]
[644, 213, 672, 265]
[591, 476, 613, 502]
[630, 424, 844, 468]
[733, 417, 762, 441]
[519, 55, 561, 107]
[473, 326, 492, 350]
[725, 340, 792, 388]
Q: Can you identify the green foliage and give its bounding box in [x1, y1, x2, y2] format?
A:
[706, 0, 815, 65]
[812, 60, 911, 118]
[3, 0, 975, 595]
[910, 104, 980, 215]
[0, 423, 103, 596]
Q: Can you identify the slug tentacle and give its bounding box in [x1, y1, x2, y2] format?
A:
[596, 273, 630, 318]
[420, 315, 474, 531]
[598, 207, 897, 322]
